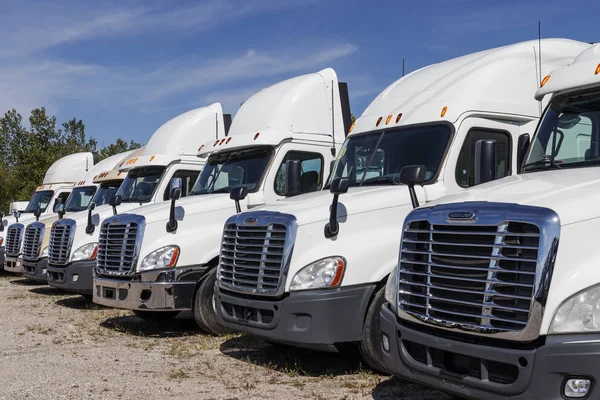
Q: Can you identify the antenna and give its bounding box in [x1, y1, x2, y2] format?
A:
[215, 112, 219, 140]
[330, 81, 336, 157]
[402, 59, 405, 77]
[538, 21, 543, 115]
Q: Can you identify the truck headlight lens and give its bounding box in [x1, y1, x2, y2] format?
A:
[40, 246, 48, 258]
[71, 243, 98, 262]
[550, 284, 600, 333]
[385, 265, 399, 312]
[290, 257, 345, 291]
[139, 246, 179, 272]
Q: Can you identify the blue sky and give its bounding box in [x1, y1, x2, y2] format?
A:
[0, 0, 597, 147]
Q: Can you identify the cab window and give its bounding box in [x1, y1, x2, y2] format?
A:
[274, 151, 324, 195]
[455, 129, 511, 188]
[163, 170, 200, 200]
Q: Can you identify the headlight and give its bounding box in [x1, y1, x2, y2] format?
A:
[71, 243, 98, 262]
[384, 264, 399, 311]
[290, 257, 345, 291]
[139, 246, 180, 272]
[550, 284, 600, 334]
[40, 246, 49, 258]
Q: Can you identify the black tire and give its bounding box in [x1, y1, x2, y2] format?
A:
[359, 286, 389, 374]
[193, 268, 231, 335]
[132, 310, 180, 322]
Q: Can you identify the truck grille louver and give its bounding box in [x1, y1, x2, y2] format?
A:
[22, 223, 45, 261]
[5, 224, 24, 256]
[96, 215, 145, 276]
[399, 219, 543, 334]
[218, 212, 297, 296]
[48, 220, 76, 265]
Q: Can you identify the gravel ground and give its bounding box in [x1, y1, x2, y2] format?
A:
[0, 272, 450, 400]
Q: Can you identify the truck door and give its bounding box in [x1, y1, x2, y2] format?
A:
[443, 117, 519, 192]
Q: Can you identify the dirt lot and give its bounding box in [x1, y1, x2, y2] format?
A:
[0, 272, 450, 400]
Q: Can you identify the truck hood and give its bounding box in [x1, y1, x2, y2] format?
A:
[121, 194, 232, 224]
[428, 168, 600, 226]
[252, 185, 419, 226]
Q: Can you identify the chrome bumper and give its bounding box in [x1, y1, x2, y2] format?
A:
[4, 256, 23, 274]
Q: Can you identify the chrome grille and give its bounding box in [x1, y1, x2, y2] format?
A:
[48, 220, 75, 265]
[96, 215, 145, 276]
[396, 203, 560, 341]
[22, 222, 45, 261]
[5, 224, 24, 256]
[218, 212, 297, 296]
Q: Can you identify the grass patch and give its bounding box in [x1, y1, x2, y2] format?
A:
[167, 368, 190, 381]
[26, 324, 54, 335]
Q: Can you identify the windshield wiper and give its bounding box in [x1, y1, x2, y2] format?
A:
[361, 176, 401, 186]
[522, 154, 562, 171]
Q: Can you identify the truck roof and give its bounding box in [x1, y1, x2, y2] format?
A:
[94, 147, 145, 183]
[198, 68, 346, 157]
[353, 38, 590, 135]
[42, 152, 96, 186]
[535, 43, 600, 100]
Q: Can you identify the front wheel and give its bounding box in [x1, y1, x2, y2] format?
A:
[193, 268, 231, 335]
[132, 310, 180, 322]
[359, 286, 388, 374]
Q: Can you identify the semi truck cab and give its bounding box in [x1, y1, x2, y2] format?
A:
[44, 104, 229, 296]
[212, 39, 590, 372]
[380, 42, 600, 399]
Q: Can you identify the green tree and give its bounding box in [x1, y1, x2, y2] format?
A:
[98, 138, 142, 160]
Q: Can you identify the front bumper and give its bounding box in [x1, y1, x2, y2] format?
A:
[93, 267, 206, 311]
[380, 303, 600, 400]
[47, 260, 95, 296]
[23, 258, 48, 283]
[4, 256, 23, 274]
[215, 283, 375, 346]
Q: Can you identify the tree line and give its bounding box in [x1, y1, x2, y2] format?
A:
[0, 108, 142, 213]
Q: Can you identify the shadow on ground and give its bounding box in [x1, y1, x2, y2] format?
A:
[8, 278, 43, 286]
[219, 334, 368, 377]
[29, 286, 71, 296]
[55, 295, 105, 310]
[100, 313, 202, 338]
[372, 377, 452, 400]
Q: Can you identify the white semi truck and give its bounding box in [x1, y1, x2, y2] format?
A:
[44, 105, 230, 296]
[380, 43, 600, 399]
[20, 150, 137, 282]
[212, 39, 590, 371]
[1, 152, 97, 272]
[92, 68, 352, 331]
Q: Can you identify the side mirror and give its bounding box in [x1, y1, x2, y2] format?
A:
[13, 210, 21, 223]
[324, 177, 349, 238]
[109, 195, 122, 216]
[230, 186, 248, 213]
[169, 177, 182, 201]
[166, 178, 183, 233]
[85, 202, 96, 234]
[517, 133, 530, 172]
[53, 197, 66, 219]
[399, 165, 426, 209]
[284, 160, 302, 197]
[474, 139, 497, 185]
[34, 209, 42, 221]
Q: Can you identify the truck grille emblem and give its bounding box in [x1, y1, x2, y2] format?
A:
[447, 211, 475, 221]
[244, 217, 258, 225]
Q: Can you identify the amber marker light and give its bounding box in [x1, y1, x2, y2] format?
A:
[376, 117, 383, 127]
[385, 115, 392, 125]
[254, 132, 260, 140]
[541, 75, 551, 86]
[396, 113, 403, 123]
[441, 106, 448, 118]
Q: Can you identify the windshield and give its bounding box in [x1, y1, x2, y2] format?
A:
[92, 181, 122, 206]
[191, 146, 274, 195]
[64, 186, 97, 212]
[330, 124, 452, 187]
[523, 90, 599, 172]
[23, 190, 54, 213]
[116, 166, 166, 203]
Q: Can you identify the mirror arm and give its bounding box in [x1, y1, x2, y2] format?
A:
[408, 184, 419, 209]
[86, 209, 95, 234]
[111, 205, 118, 216]
[166, 198, 178, 233]
[324, 194, 340, 238]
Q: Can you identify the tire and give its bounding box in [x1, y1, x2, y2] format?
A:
[193, 268, 231, 335]
[359, 286, 389, 374]
[132, 310, 180, 322]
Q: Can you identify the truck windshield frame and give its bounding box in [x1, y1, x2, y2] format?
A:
[23, 190, 54, 213]
[92, 180, 122, 206]
[329, 122, 454, 187]
[64, 186, 97, 213]
[522, 89, 600, 173]
[116, 166, 166, 203]
[191, 145, 275, 196]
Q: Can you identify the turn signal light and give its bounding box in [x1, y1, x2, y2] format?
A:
[541, 75, 551, 86]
